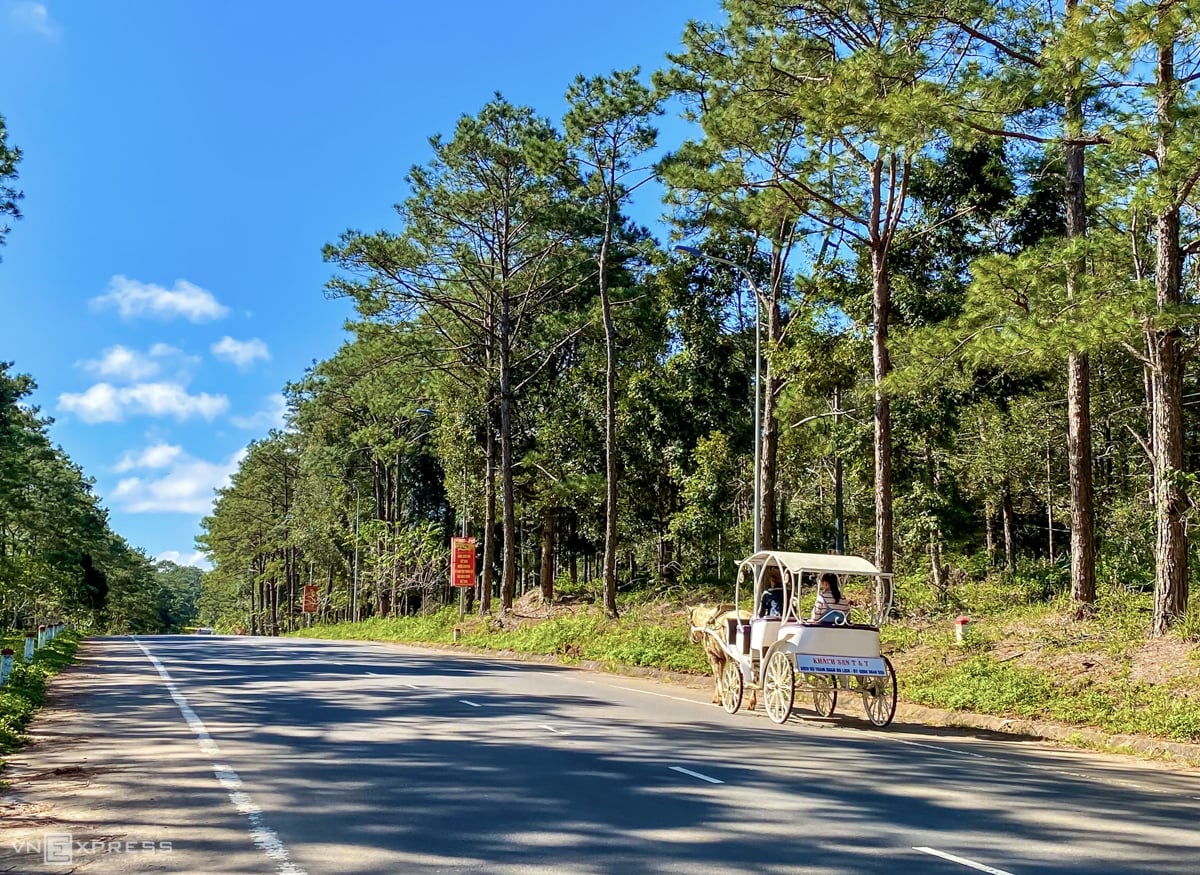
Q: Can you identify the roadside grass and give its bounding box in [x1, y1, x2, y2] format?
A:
[0, 631, 81, 759]
[902, 654, 1200, 742]
[295, 601, 710, 674]
[291, 569, 1200, 746]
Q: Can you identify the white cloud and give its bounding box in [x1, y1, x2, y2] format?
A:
[112, 447, 247, 514]
[114, 442, 184, 472]
[231, 393, 288, 431]
[211, 336, 270, 370]
[80, 343, 194, 382]
[156, 550, 213, 571]
[58, 382, 229, 423]
[10, 2, 60, 39]
[90, 275, 229, 323]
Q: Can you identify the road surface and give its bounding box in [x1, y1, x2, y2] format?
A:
[2, 635, 1198, 874]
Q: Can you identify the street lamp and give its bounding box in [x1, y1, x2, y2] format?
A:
[675, 244, 764, 554]
[325, 474, 360, 623]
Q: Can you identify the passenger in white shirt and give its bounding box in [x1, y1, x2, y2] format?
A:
[810, 572, 851, 623]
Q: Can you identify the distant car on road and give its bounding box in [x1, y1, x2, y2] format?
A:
[195, 627, 214, 635]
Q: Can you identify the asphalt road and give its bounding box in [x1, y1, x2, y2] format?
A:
[2, 635, 1200, 874]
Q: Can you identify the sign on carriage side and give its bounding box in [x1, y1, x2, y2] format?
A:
[451, 537, 476, 587]
[796, 654, 887, 677]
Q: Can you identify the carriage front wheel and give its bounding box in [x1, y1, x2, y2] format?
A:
[720, 658, 744, 714]
[861, 655, 897, 727]
[763, 647, 795, 724]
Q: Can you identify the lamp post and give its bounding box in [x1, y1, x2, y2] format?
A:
[675, 245, 764, 553]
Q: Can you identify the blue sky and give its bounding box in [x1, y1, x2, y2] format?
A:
[0, 0, 719, 568]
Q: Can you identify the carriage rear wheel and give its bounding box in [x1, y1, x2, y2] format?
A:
[763, 647, 795, 724]
[806, 673, 838, 718]
[861, 655, 897, 727]
[720, 659, 743, 714]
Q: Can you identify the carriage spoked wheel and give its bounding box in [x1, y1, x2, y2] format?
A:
[720, 658, 744, 714]
[806, 673, 838, 718]
[861, 655, 897, 727]
[763, 646, 795, 724]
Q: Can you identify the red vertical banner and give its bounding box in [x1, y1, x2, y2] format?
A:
[302, 585, 319, 613]
[451, 537, 477, 587]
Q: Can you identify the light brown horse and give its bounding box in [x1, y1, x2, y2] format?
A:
[688, 604, 756, 710]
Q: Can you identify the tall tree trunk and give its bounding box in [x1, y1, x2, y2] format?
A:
[984, 500, 996, 562]
[1150, 37, 1187, 634]
[759, 294, 781, 551]
[1063, 27, 1097, 607]
[833, 387, 845, 554]
[599, 215, 620, 618]
[1046, 443, 1055, 562]
[929, 528, 947, 596]
[871, 240, 894, 601]
[540, 507, 555, 601]
[249, 572, 258, 635]
[1001, 485, 1016, 572]
[569, 514, 578, 586]
[499, 370, 516, 611]
[480, 413, 496, 615]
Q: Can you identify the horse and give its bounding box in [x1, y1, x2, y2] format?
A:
[688, 604, 756, 710]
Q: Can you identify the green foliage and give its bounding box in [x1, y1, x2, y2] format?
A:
[0, 363, 164, 633]
[0, 631, 79, 756]
[905, 652, 1200, 743]
[0, 113, 21, 252]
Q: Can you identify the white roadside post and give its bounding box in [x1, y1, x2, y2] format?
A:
[0, 648, 12, 685]
[24, 631, 35, 663]
[955, 615, 971, 645]
[37, 624, 46, 650]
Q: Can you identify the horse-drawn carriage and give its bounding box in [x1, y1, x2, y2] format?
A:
[690, 551, 898, 727]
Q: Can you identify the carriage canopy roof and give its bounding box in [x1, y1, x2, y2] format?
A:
[738, 551, 889, 577]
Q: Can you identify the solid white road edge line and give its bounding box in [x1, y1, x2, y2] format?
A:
[892, 739, 986, 759]
[613, 684, 706, 705]
[133, 637, 307, 875]
[669, 765, 724, 784]
[913, 846, 1016, 875]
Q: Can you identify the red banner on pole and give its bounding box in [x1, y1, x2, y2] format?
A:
[451, 537, 477, 587]
[302, 585, 319, 613]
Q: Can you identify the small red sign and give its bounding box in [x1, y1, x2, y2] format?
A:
[302, 585, 319, 613]
[451, 537, 477, 587]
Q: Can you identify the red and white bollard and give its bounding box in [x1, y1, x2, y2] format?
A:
[0, 648, 12, 685]
[24, 631, 35, 663]
[955, 615, 971, 645]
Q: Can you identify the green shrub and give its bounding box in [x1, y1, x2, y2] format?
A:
[0, 631, 80, 756]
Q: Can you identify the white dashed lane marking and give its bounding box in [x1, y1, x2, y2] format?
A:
[914, 847, 1016, 875]
[669, 765, 724, 784]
